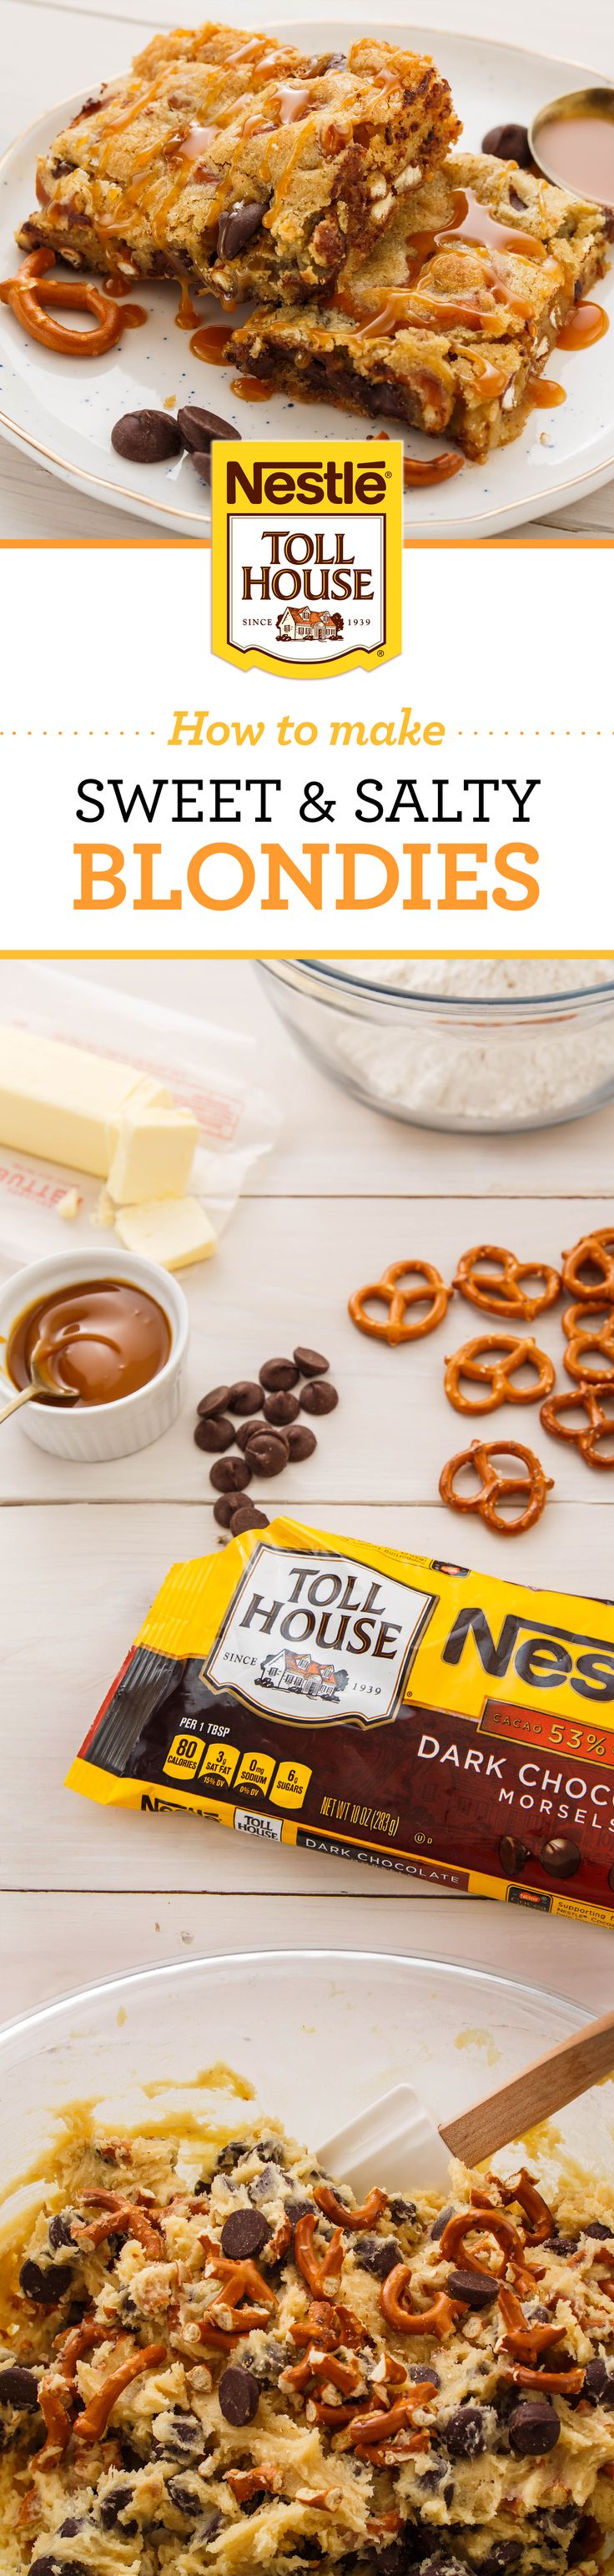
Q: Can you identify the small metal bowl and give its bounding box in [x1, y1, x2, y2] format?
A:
[529, 86, 614, 204]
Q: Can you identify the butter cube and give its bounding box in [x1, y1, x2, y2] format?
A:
[0, 1025, 169, 1177]
[114, 1196, 217, 1272]
[57, 1188, 82, 1221]
[107, 1103, 199, 1207]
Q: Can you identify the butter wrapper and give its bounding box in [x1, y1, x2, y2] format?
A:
[68, 1515, 614, 1924]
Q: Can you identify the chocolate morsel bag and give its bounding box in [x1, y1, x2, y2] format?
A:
[67, 1515, 614, 1923]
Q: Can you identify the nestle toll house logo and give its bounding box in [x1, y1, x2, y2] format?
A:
[211, 439, 402, 678]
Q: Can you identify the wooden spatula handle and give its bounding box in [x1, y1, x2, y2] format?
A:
[440, 2006, 614, 2167]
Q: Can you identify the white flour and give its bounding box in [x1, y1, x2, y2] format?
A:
[322, 959, 614, 1127]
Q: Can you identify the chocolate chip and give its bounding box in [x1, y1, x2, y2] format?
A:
[285, 2196, 316, 2223]
[59, 2523, 84, 2539]
[230, 1503, 269, 1535]
[245, 1429, 289, 1477]
[221, 2207, 271, 2261]
[430, 2204, 454, 2241]
[237, 1419, 264, 1450]
[219, 2364, 260, 2425]
[19, 2258, 72, 2304]
[300, 1378, 338, 1415]
[356, 2234, 402, 2277]
[0, 2366, 38, 2409]
[177, 405, 239, 451]
[446, 2266, 497, 2309]
[259, 1356, 299, 1393]
[481, 2548, 523, 2575]
[263, 1390, 300, 1425]
[191, 452, 211, 483]
[197, 1385, 231, 1419]
[286, 1424, 317, 1461]
[227, 1379, 263, 1414]
[209, 1454, 251, 1493]
[217, 199, 265, 260]
[166, 2477, 203, 2519]
[48, 2214, 74, 2251]
[540, 1836, 581, 1878]
[213, 1491, 245, 1528]
[111, 410, 184, 463]
[293, 1346, 330, 1376]
[584, 2221, 614, 2240]
[99, 2483, 138, 2530]
[194, 1414, 236, 1453]
[410, 2362, 440, 2387]
[499, 1835, 530, 1877]
[445, 2405, 488, 2459]
[584, 2357, 614, 2404]
[481, 122, 531, 166]
[388, 2196, 417, 2224]
[508, 2399, 561, 2455]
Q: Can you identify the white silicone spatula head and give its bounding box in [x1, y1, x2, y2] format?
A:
[318, 2083, 451, 2195]
[318, 2009, 614, 2198]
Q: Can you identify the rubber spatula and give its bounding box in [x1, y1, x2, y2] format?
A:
[318, 2005, 614, 2194]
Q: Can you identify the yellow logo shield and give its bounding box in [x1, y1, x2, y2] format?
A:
[211, 438, 403, 677]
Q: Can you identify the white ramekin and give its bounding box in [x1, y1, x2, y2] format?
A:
[0, 1248, 189, 1461]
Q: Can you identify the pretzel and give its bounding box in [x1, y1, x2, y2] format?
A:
[562, 1303, 614, 1384]
[314, 2184, 387, 2230]
[498, 2170, 555, 2246]
[348, 1259, 450, 1345]
[444, 1334, 555, 1415]
[439, 1439, 552, 1535]
[497, 2285, 566, 2361]
[205, 2254, 276, 2334]
[380, 2267, 461, 2338]
[454, 1244, 561, 1323]
[0, 248, 143, 357]
[73, 2340, 166, 2443]
[294, 2212, 344, 2297]
[74, 2193, 163, 2260]
[439, 2206, 531, 2280]
[562, 1228, 614, 1305]
[291, 2300, 365, 2352]
[541, 1381, 614, 1467]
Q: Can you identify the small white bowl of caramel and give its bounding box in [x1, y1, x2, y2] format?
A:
[0, 1248, 189, 1459]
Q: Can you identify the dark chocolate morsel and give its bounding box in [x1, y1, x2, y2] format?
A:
[445, 2404, 488, 2459]
[177, 405, 240, 451]
[197, 1385, 230, 1419]
[540, 1836, 581, 1878]
[508, 2399, 561, 2455]
[237, 1418, 264, 1450]
[191, 451, 210, 483]
[285, 2195, 317, 2223]
[481, 122, 531, 166]
[300, 1378, 338, 1415]
[99, 2483, 138, 2530]
[217, 199, 265, 260]
[111, 410, 184, 463]
[194, 1413, 236, 1453]
[218, 2364, 260, 2426]
[19, 2258, 73, 2304]
[356, 2234, 403, 2277]
[48, 2214, 75, 2250]
[481, 2548, 523, 2575]
[227, 1379, 263, 1414]
[584, 2357, 614, 2404]
[430, 2203, 454, 2241]
[213, 1492, 244, 1529]
[388, 2196, 417, 2224]
[229, 1504, 269, 1535]
[220, 2208, 271, 2261]
[245, 1429, 290, 1477]
[410, 2362, 440, 2387]
[0, 2365, 39, 2409]
[499, 1835, 530, 1877]
[446, 2266, 497, 2309]
[259, 1356, 299, 1393]
[584, 2221, 614, 2240]
[286, 1424, 317, 1462]
[209, 1454, 251, 1493]
[293, 1346, 330, 1376]
[263, 1390, 300, 1425]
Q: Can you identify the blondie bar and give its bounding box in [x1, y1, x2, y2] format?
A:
[18, 22, 460, 305]
[226, 152, 613, 458]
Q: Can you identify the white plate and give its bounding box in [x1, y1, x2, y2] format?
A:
[2, 1947, 614, 2217]
[0, 23, 613, 537]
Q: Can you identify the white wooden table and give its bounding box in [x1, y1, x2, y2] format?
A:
[3, 954, 614, 2034]
[1, 0, 612, 541]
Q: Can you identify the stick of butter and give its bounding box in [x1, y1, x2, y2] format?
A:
[107, 1103, 199, 1207]
[0, 1026, 169, 1177]
[114, 1197, 217, 1272]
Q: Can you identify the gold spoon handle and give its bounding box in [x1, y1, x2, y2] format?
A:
[0, 1384, 38, 1426]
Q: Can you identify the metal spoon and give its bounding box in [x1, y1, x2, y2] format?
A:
[0, 1341, 80, 1426]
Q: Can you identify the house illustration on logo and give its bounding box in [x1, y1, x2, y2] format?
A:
[275, 606, 345, 645]
[256, 1646, 349, 1702]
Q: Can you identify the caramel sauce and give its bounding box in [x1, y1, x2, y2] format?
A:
[231, 371, 270, 400]
[176, 280, 201, 330]
[536, 110, 614, 204]
[190, 320, 229, 363]
[276, 82, 315, 122]
[527, 371, 566, 406]
[557, 300, 610, 350]
[403, 451, 464, 485]
[8, 1278, 171, 1409]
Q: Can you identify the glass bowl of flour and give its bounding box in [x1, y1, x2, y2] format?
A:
[259, 959, 614, 1131]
